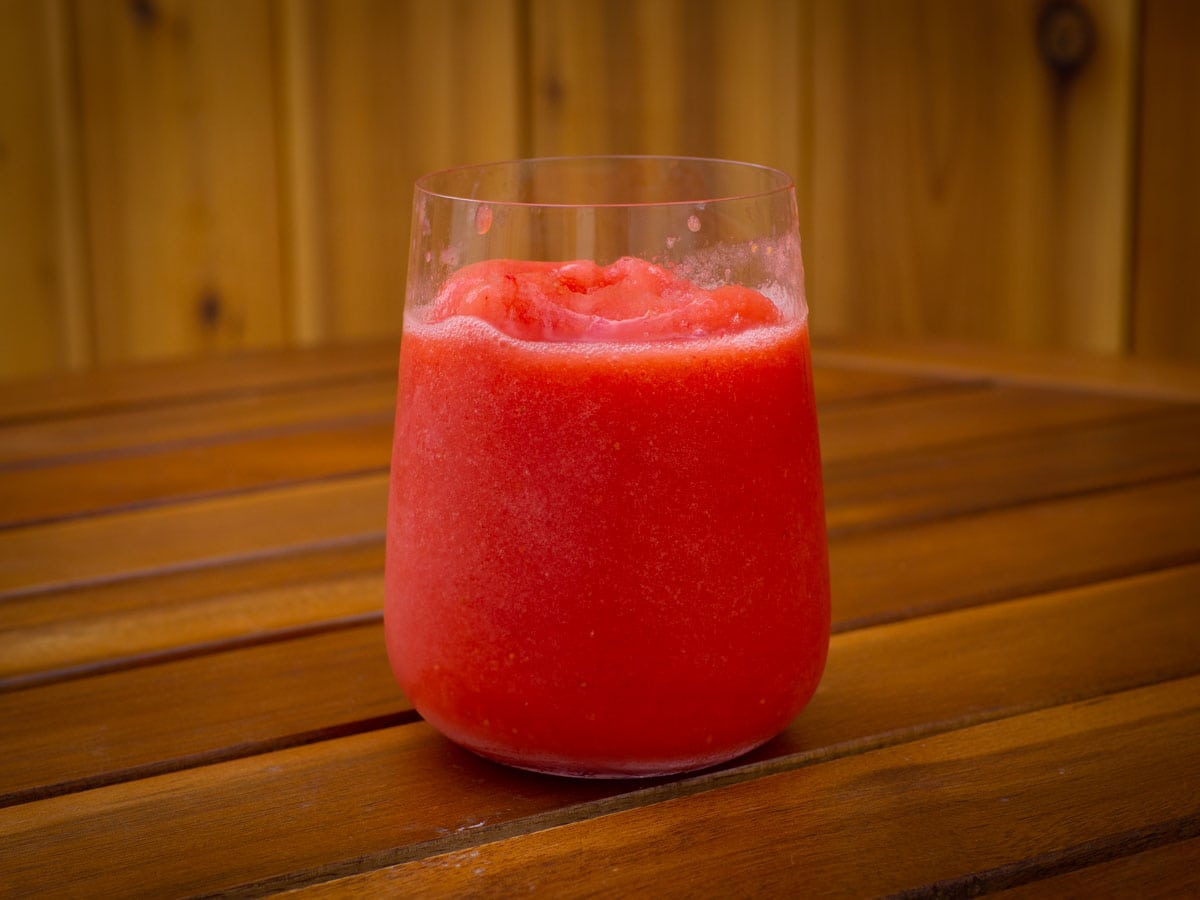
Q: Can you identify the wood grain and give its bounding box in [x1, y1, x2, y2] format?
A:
[0, 344, 1196, 897]
[995, 835, 1200, 898]
[5, 0, 1195, 378]
[280, 0, 522, 345]
[2, 559, 1195, 807]
[1132, 0, 1200, 360]
[825, 406, 1200, 531]
[0, 362, 931, 472]
[0, 542, 384, 683]
[811, 363, 961, 405]
[0, 340, 398, 424]
[810, 0, 1137, 353]
[526, 0, 812, 241]
[0, 376, 396, 469]
[290, 677, 1200, 897]
[0, 571, 383, 692]
[74, 0, 286, 365]
[0, 0, 87, 379]
[818, 382, 1159, 463]
[0, 474, 387, 598]
[0, 624, 403, 804]
[528, 0, 809, 165]
[830, 474, 1200, 628]
[0, 417, 391, 528]
[2, 454, 1195, 651]
[2, 564, 1197, 895]
[6, 379, 1160, 529]
[817, 335, 1200, 401]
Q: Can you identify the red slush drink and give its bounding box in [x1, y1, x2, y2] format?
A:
[385, 255, 830, 777]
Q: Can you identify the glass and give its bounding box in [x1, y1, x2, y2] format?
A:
[385, 156, 830, 778]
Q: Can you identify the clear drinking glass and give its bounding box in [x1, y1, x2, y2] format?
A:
[385, 156, 830, 778]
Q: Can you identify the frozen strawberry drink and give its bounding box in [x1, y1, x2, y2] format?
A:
[386, 158, 830, 777]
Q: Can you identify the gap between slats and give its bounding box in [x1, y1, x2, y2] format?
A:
[5, 474, 1200, 690]
[2, 561, 1196, 857]
[0, 711, 420, 810]
[0, 408, 393, 476]
[3, 394, 1193, 600]
[0, 342, 400, 426]
[886, 815, 1200, 899]
[0, 367, 985, 532]
[252, 677, 1200, 898]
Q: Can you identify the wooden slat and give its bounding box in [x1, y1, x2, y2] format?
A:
[0, 376, 395, 469]
[4, 468, 1197, 680]
[0, 361, 941, 472]
[811, 363, 961, 405]
[825, 406, 1200, 532]
[11, 448, 1200, 686]
[995, 835, 1200, 898]
[818, 383, 1160, 463]
[831, 474, 1200, 629]
[529, 0, 690, 155]
[809, 0, 1137, 353]
[0, 542, 383, 683]
[816, 336, 1200, 402]
[527, 0, 810, 212]
[1132, 0, 1200, 361]
[2, 563, 1197, 894]
[0, 417, 391, 528]
[0, 0, 87, 380]
[280, 0, 521, 345]
[0, 625, 402, 805]
[0, 474, 387, 598]
[75, 0, 287, 365]
[6, 380, 1162, 529]
[294, 677, 1200, 897]
[0, 365, 928, 471]
[0, 572, 383, 692]
[0, 340, 398, 424]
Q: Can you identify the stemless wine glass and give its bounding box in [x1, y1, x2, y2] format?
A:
[385, 156, 830, 778]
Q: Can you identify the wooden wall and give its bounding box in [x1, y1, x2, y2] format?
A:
[1, 0, 1196, 381]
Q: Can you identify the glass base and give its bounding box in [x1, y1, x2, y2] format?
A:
[458, 736, 772, 780]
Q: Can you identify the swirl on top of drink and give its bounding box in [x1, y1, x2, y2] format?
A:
[423, 256, 784, 342]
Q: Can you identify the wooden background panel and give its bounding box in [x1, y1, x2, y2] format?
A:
[528, 0, 809, 164]
[0, 0, 87, 380]
[4, 0, 1200, 381]
[809, 0, 1137, 352]
[1132, 0, 1200, 360]
[282, 0, 523, 344]
[74, 0, 287, 365]
[528, 0, 813, 242]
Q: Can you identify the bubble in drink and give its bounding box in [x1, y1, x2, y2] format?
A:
[687, 215, 702, 232]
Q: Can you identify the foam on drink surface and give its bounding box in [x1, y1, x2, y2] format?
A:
[412, 256, 803, 349]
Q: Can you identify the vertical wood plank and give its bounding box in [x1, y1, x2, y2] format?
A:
[279, 0, 522, 344]
[527, 0, 814, 283]
[74, 0, 287, 365]
[810, 0, 1137, 353]
[44, 0, 92, 371]
[1132, 0, 1200, 361]
[0, 0, 89, 379]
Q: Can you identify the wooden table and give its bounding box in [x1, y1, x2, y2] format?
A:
[2, 338, 1198, 897]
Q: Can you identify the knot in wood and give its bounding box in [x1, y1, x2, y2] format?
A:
[197, 290, 223, 328]
[1037, 0, 1095, 78]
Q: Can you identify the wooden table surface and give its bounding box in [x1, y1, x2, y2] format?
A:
[1, 338, 1198, 897]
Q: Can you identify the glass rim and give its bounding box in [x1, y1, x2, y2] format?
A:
[413, 155, 795, 209]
